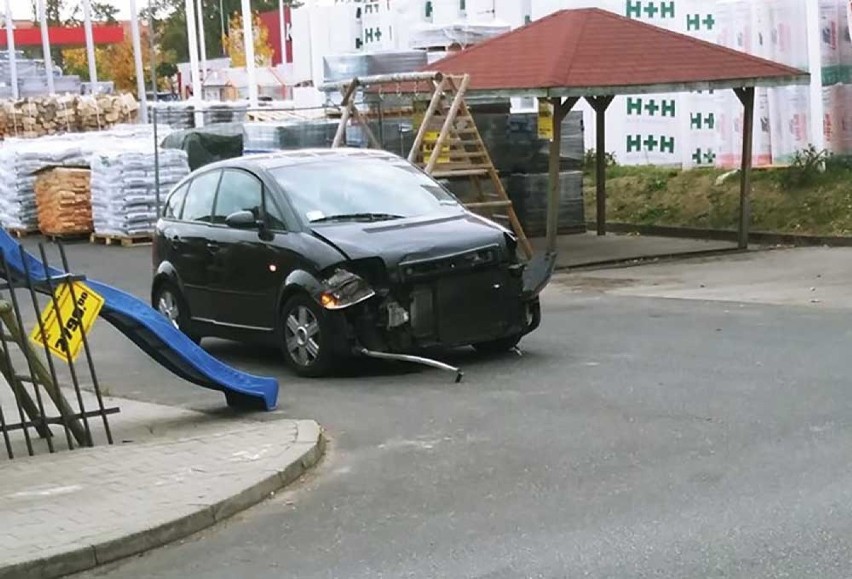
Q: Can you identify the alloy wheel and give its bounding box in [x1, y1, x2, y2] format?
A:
[157, 290, 181, 330]
[284, 305, 321, 367]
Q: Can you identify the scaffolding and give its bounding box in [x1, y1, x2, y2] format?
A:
[320, 72, 534, 260]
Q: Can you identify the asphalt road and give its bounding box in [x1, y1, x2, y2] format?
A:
[36, 239, 852, 578]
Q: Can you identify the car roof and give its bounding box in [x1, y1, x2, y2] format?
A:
[206, 148, 403, 172]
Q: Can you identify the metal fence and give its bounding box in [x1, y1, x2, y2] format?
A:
[0, 241, 118, 460]
[149, 98, 586, 232]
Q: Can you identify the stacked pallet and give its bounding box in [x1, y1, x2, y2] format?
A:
[34, 167, 93, 237]
[0, 94, 139, 139]
[90, 147, 190, 238]
[0, 141, 88, 232]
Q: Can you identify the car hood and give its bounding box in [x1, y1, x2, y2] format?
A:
[310, 212, 510, 267]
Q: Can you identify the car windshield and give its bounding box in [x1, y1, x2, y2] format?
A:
[270, 157, 461, 224]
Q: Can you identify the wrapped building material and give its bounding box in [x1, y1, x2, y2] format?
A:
[0, 140, 88, 230]
[34, 167, 93, 236]
[506, 171, 585, 237]
[161, 123, 245, 170]
[408, 20, 511, 49]
[322, 50, 429, 84]
[90, 148, 190, 237]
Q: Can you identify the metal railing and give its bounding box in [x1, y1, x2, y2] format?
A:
[0, 241, 118, 460]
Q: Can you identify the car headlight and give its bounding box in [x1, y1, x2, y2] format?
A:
[319, 269, 376, 310]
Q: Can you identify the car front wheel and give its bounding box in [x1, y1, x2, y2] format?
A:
[153, 282, 201, 344]
[280, 294, 338, 377]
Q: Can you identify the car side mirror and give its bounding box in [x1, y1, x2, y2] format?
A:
[225, 210, 260, 229]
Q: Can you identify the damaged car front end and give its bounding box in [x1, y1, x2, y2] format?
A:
[304, 228, 547, 378]
[265, 149, 553, 377]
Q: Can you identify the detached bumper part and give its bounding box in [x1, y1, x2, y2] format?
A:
[522, 251, 557, 298]
[319, 269, 376, 310]
[358, 347, 464, 383]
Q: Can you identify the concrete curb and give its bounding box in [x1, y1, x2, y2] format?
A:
[556, 246, 750, 272]
[592, 222, 852, 248]
[0, 425, 326, 579]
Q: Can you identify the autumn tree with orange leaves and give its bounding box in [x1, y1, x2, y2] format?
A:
[62, 28, 176, 92]
[223, 12, 274, 68]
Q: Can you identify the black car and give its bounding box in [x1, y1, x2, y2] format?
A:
[151, 148, 547, 377]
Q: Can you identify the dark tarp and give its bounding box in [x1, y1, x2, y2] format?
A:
[160, 123, 245, 171]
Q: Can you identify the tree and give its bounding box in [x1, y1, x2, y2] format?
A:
[66, 1, 120, 25]
[223, 11, 274, 67]
[62, 28, 176, 92]
[154, 0, 282, 63]
[29, 0, 122, 68]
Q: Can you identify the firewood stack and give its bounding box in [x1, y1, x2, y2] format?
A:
[78, 93, 140, 131]
[34, 167, 94, 237]
[0, 94, 140, 139]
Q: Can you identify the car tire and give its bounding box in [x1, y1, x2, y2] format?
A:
[472, 334, 522, 354]
[279, 294, 338, 377]
[153, 281, 202, 345]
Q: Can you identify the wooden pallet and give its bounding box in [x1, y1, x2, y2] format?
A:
[43, 231, 91, 243]
[6, 227, 39, 238]
[89, 233, 152, 247]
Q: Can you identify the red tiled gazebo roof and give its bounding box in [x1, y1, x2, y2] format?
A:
[418, 8, 808, 97]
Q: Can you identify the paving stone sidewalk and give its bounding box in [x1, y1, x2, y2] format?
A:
[0, 394, 324, 579]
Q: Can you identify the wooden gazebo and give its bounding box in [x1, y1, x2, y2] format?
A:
[416, 8, 810, 254]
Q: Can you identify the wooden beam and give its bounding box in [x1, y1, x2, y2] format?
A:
[735, 87, 755, 249]
[350, 107, 383, 149]
[331, 104, 352, 148]
[407, 77, 448, 163]
[425, 74, 471, 174]
[586, 95, 614, 236]
[331, 79, 362, 148]
[545, 97, 579, 255]
[318, 71, 443, 93]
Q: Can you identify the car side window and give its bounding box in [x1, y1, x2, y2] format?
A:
[163, 182, 189, 219]
[213, 169, 263, 225]
[264, 195, 288, 231]
[182, 170, 221, 223]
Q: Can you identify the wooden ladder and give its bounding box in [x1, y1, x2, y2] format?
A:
[407, 74, 533, 259]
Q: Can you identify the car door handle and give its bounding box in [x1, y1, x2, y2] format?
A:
[206, 241, 220, 253]
[170, 235, 183, 247]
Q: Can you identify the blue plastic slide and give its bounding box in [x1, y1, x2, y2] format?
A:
[0, 229, 279, 410]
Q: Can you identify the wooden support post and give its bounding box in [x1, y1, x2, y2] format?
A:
[407, 77, 448, 163]
[331, 79, 361, 148]
[425, 75, 471, 173]
[586, 95, 614, 236]
[546, 97, 579, 255]
[0, 304, 88, 445]
[350, 107, 383, 149]
[0, 347, 51, 439]
[735, 87, 755, 249]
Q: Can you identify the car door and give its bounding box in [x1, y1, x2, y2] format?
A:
[155, 180, 189, 271]
[173, 168, 221, 322]
[206, 168, 288, 331]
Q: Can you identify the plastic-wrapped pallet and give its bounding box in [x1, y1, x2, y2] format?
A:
[90, 147, 190, 238]
[34, 167, 93, 236]
[0, 138, 87, 231]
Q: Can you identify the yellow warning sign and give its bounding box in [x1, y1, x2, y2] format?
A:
[30, 281, 104, 363]
[422, 131, 451, 164]
[538, 99, 554, 141]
